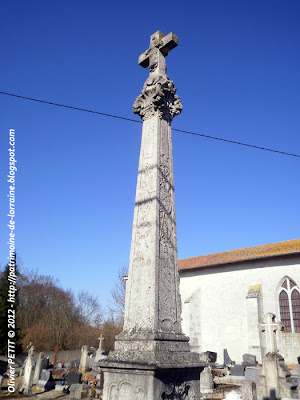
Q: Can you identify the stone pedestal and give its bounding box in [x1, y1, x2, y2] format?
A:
[99, 30, 205, 400]
[257, 353, 292, 400]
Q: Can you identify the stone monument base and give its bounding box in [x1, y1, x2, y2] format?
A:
[99, 348, 205, 400]
[257, 352, 292, 400]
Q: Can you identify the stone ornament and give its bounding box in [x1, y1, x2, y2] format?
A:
[133, 75, 182, 122]
[161, 381, 196, 400]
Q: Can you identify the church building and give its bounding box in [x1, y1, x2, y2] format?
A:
[179, 239, 300, 365]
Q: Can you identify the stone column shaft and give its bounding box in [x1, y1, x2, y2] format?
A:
[123, 114, 181, 334]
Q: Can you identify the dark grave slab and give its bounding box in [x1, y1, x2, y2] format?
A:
[45, 380, 56, 391]
[0, 361, 7, 375]
[230, 364, 245, 376]
[245, 367, 261, 382]
[297, 356, 300, 365]
[206, 351, 217, 363]
[67, 371, 82, 386]
[243, 353, 257, 366]
[224, 348, 234, 365]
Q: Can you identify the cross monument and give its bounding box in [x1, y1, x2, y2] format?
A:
[259, 313, 283, 354]
[99, 31, 205, 400]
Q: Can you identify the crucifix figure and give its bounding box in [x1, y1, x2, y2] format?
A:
[138, 30, 178, 76]
[259, 313, 283, 354]
[98, 334, 104, 353]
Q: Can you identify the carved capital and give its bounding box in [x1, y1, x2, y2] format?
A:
[133, 75, 182, 122]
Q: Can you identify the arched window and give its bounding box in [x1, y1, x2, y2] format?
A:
[279, 277, 300, 333]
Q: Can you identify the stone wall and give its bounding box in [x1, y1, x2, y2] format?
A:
[180, 254, 300, 364]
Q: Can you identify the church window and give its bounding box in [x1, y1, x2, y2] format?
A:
[291, 290, 300, 332]
[279, 277, 300, 333]
[279, 291, 291, 332]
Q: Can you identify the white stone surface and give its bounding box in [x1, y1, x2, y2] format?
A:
[180, 255, 300, 363]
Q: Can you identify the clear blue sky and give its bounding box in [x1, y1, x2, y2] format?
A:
[1, 0, 299, 312]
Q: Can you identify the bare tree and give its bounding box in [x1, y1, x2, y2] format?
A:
[76, 290, 103, 327]
[109, 266, 128, 323]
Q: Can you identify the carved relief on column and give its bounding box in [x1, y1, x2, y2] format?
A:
[157, 119, 181, 333]
[133, 75, 182, 122]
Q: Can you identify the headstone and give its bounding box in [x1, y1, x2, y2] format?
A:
[297, 356, 300, 364]
[20, 343, 35, 393]
[243, 354, 257, 366]
[33, 352, 45, 385]
[79, 345, 90, 374]
[56, 362, 63, 369]
[200, 366, 214, 393]
[224, 349, 234, 365]
[0, 375, 4, 390]
[94, 334, 106, 364]
[99, 30, 205, 400]
[259, 312, 282, 354]
[245, 367, 261, 382]
[70, 359, 80, 369]
[207, 351, 217, 363]
[67, 371, 82, 386]
[69, 383, 89, 400]
[230, 365, 245, 377]
[37, 369, 51, 388]
[257, 313, 293, 400]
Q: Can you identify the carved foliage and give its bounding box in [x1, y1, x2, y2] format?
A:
[161, 381, 196, 400]
[108, 381, 145, 400]
[133, 75, 182, 122]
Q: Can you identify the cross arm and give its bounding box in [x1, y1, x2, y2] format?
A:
[138, 32, 179, 68]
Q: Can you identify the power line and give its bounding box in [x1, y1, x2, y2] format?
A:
[1, 90, 299, 159]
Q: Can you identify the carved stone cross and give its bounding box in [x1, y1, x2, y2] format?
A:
[259, 313, 283, 354]
[138, 30, 178, 76]
[98, 334, 104, 352]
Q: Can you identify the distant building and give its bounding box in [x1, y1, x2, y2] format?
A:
[179, 239, 300, 364]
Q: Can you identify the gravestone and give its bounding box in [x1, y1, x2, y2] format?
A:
[257, 313, 293, 400]
[67, 371, 82, 386]
[37, 369, 51, 388]
[200, 366, 214, 394]
[33, 352, 45, 385]
[243, 354, 257, 367]
[297, 356, 300, 364]
[245, 367, 261, 382]
[224, 349, 234, 365]
[70, 359, 80, 369]
[207, 351, 217, 363]
[79, 345, 93, 374]
[94, 334, 106, 363]
[230, 365, 245, 377]
[0, 375, 4, 390]
[69, 383, 88, 400]
[20, 343, 35, 393]
[98, 30, 205, 400]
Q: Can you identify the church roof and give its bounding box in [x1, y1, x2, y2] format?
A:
[178, 239, 300, 271]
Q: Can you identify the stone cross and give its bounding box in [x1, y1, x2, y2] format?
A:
[138, 30, 178, 76]
[120, 30, 183, 342]
[98, 334, 104, 352]
[259, 313, 283, 353]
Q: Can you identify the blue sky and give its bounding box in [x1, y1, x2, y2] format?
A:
[1, 0, 299, 312]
